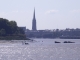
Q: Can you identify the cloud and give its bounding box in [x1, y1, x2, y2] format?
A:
[45, 9, 59, 14]
[71, 9, 80, 13]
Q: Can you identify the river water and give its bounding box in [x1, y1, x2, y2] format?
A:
[0, 39, 80, 60]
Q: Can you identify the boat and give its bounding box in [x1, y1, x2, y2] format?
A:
[55, 41, 61, 43]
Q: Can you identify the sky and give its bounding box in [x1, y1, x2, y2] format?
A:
[0, 0, 80, 30]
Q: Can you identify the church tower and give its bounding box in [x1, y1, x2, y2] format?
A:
[32, 8, 37, 31]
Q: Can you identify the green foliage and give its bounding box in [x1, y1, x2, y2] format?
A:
[17, 28, 25, 34]
[9, 21, 18, 34]
[0, 29, 6, 36]
[0, 18, 27, 40]
[0, 18, 10, 34]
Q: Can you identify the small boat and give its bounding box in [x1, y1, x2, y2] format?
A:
[64, 41, 75, 43]
[55, 41, 61, 43]
[25, 43, 29, 45]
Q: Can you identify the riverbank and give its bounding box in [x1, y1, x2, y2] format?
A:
[0, 36, 30, 40]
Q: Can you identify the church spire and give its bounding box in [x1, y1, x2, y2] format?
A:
[33, 8, 35, 19]
[32, 8, 37, 31]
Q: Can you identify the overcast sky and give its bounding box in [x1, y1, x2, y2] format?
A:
[0, 0, 80, 30]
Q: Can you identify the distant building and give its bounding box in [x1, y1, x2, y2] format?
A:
[19, 27, 26, 32]
[32, 8, 37, 31]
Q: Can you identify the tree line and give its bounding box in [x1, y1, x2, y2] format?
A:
[0, 18, 27, 40]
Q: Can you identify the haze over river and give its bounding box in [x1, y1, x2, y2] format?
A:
[0, 39, 80, 60]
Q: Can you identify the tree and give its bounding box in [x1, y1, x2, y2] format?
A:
[0, 29, 6, 36]
[0, 18, 25, 35]
[0, 18, 11, 34]
[9, 21, 18, 34]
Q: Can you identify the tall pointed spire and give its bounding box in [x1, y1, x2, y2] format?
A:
[32, 8, 37, 31]
[33, 8, 35, 19]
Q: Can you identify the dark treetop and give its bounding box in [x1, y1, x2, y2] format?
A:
[0, 18, 28, 40]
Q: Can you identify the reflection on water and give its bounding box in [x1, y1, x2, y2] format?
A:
[0, 39, 80, 60]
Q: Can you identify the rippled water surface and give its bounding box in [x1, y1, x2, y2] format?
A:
[0, 39, 80, 60]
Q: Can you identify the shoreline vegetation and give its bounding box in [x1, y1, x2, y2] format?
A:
[0, 36, 30, 40]
[0, 18, 30, 40]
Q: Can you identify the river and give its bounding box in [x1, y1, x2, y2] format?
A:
[0, 39, 80, 60]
